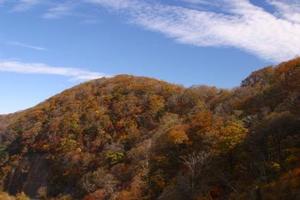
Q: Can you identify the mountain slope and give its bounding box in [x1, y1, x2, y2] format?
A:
[0, 59, 299, 200]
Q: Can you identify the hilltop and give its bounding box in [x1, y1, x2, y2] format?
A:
[0, 58, 299, 200]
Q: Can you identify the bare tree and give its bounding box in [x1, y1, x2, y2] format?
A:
[181, 151, 211, 194]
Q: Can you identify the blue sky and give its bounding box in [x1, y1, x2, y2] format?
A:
[0, 0, 300, 114]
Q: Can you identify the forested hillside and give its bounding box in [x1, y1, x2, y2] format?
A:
[0, 58, 299, 200]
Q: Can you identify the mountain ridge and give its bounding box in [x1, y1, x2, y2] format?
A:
[0, 58, 299, 200]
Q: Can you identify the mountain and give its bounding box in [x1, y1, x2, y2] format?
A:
[0, 58, 299, 200]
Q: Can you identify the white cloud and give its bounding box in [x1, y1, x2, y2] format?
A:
[86, 0, 300, 62]
[8, 41, 47, 51]
[85, 0, 135, 10]
[267, 0, 300, 23]
[0, 60, 109, 81]
[5, 0, 300, 62]
[43, 3, 75, 19]
[180, 0, 219, 6]
[12, 0, 40, 11]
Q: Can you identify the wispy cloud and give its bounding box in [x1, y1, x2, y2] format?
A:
[12, 0, 40, 11]
[43, 2, 98, 20]
[86, 0, 300, 62]
[5, 0, 300, 62]
[268, 0, 300, 23]
[85, 0, 135, 10]
[43, 3, 75, 19]
[0, 60, 109, 81]
[8, 41, 47, 51]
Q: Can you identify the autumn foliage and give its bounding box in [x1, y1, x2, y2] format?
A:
[0, 58, 299, 199]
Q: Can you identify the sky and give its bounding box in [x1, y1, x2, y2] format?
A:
[0, 0, 300, 114]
